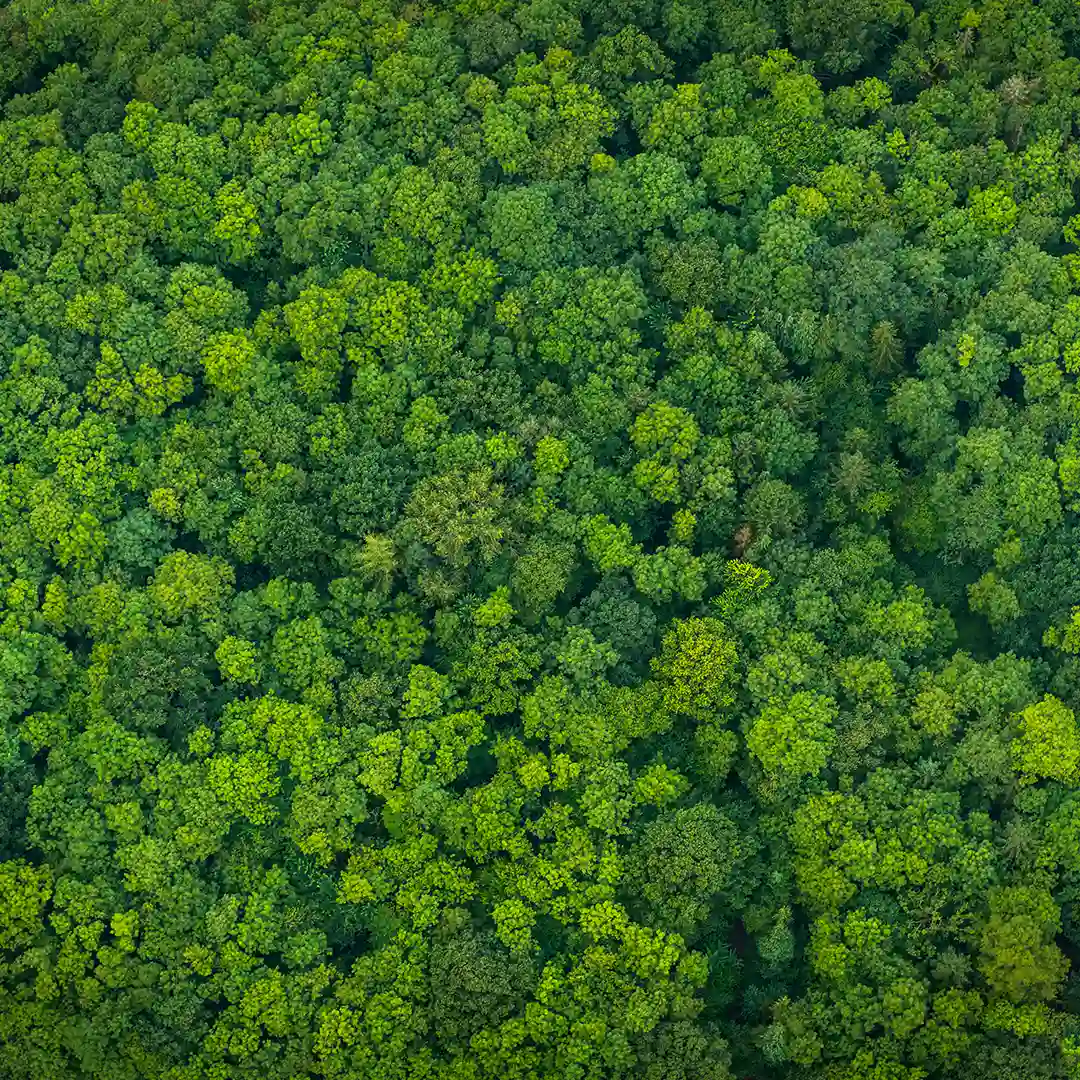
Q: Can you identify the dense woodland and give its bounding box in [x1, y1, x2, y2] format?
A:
[5, 0, 1080, 1076]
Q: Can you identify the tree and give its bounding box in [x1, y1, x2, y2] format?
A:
[747, 690, 837, 786]
[978, 886, 1069, 1004]
[651, 617, 738, 721]
[1011, 695, 1080, 785]
[625, 803, 742, 938]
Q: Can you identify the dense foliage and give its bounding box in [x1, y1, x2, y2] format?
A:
[4, 0, 1080, 1077]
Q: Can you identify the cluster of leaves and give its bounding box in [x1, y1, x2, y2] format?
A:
[4, 0, 1080, 1077]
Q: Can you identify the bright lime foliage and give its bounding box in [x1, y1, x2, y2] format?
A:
[202, 329, 258, 393]
[651, 617, 738, 720]
[1012, 696, 1080, 785]
[3, 3, 1080, 1079]
[0, 860, 51, 951]
[747, 690, 837, 784]
[979, 886, 1069, 1004]
[215, 635, 261, 684]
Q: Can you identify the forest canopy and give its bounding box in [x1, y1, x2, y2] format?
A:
[4, 0, 1080, 1077]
